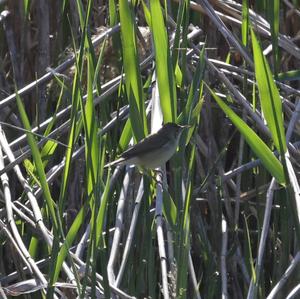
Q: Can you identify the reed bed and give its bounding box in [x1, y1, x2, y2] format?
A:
[0, 1, 299, 298]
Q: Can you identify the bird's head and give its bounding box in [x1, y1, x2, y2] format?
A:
[162, 122, 190, 141]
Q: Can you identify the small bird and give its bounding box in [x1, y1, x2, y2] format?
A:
[105, 122, 189, 169]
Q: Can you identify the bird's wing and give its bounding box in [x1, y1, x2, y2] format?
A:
[122, 132, 169, 159]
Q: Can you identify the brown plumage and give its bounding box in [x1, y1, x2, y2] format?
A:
[105, 123, 188, 169]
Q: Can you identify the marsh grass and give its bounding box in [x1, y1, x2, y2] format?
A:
[0, 1, 299, 298]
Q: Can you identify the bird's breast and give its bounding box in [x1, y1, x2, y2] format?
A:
[134, 139, 177, 169]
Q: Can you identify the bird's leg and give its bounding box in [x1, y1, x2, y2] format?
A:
[136, 168, 168, 191]
[151, 169, 170, 191]
[152, 168, 164, 179]
[136, 167, 158, 184]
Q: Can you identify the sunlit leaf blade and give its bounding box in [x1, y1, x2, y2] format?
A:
[142, 0, 151, 27]
[251, 29, 287, 155]
[15, 92, 58, 229]
[51, 4, 93, 287]
[95, 171, 111, 247]
[187, 96, 204, 143]
[23, 0, 30, 17]
[242, 0, 249, 46]
[53, 203, 86, 282]
[178, 45, 206, 125]
[163, 191, 177, 228]
[207, 85, 285, 185]
[39, 84, 64, 169]
[23, 159, 40, 186]
[119, 118, 133, 152]
[83, 51, 100, 196]
[175, 145, 195, 297]
[108, 0, 117, 26]
[172, 0, 189, 87]
[119, 0, 146, 141]
[150, 0, 177, 122]
[40, 140, 57, 167]
[82, 27, 105, 298]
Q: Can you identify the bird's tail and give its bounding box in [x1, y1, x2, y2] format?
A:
[104, 157, 125, 168]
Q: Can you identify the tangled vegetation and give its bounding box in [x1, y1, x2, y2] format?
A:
[0, 1, 299, 298]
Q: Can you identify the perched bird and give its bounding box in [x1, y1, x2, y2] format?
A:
[105, 122, 189, 169]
